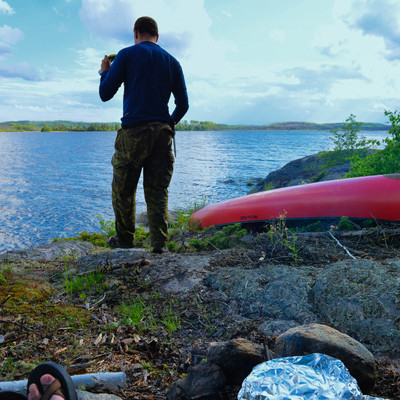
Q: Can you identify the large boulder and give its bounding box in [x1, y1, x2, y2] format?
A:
[251, 152, 350, 192]
[167, 363, 226, 400]
[312, 259, 400, 353]
[274, 324, 377, 393]
[207, 338, 267, 385]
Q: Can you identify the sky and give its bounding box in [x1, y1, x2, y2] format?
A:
[1, 0, 400, 125]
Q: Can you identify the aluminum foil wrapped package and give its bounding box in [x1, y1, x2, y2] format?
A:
[237, 353, 388, 400]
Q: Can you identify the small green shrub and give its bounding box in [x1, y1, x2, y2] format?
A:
[310, 170, 327, 183]
[264, 182, 274, 191]
[119, 298, 147, 328]
[0, 266, 7, 284]
[337, 216, 357, 231]
[267, 212, 300, 265]
[53, 215, 149, 248]
[294, 220, 324, 233]
[65, 270, 106, 296]
[188, 223, 248, 251]
[330, 114, 367, 152]
[97, 215, 116, 237]
[160, 302, 181, 334]
[362, 219, 375, 228]
[118, 297, 159, 332]
[320, 114, 374, 168]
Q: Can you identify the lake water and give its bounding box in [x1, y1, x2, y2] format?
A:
[0, 130, 388, 253]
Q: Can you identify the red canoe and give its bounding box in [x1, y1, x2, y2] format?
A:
[191, 174, 400, 228]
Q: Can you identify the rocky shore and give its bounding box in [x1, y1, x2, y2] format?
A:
[1, 152, 399, 399]
[250, 151, 350, 192]
[1, 229, 400, 399]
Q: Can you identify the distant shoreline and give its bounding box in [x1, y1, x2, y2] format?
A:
[0, 120, 391, 132]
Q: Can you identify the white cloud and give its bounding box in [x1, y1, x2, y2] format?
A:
[0, 41, 11, 56]
[79, 0, 139, 44]
[297, 0, 400, 123]
[0, 56, 121, 122]
[4, 0, 392, 125]
[78, 0, 231, 72]
[0, 25, 24, 44]
[333, 0, 400, 60]
[0, 62, 41, 81]
[0, 0, 14, 15]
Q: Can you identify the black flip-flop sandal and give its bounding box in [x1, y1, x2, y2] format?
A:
[27, 362, 77, 400]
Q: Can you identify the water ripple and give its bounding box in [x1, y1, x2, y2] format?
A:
[0, 130, 388, 253]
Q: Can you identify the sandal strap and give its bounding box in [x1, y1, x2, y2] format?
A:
[41, 380, 65, 400]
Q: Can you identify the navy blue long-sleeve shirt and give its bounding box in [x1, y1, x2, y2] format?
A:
[99, 41, 189, 126]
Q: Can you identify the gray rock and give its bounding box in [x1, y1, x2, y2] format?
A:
[167, 362, 225, 400]
[0, 241, 95, 262]
[76, 248, 148, 273]
[77, 390, 122, 399]
[69, 244, 400, 356]
[207, 338, 267, 385]
[206, 264, 317, 323]
[143, 253, 213, 295]
[312, 259, 400, 353]
[222, 179, 237, 184]
[77, 250, 214, 296]
[206, 257, 400, 355]
[251, 150, 378, 193]
[259, 319, 299, 337]
[251, 153, 350, 192]
[274, 323, 377, 393]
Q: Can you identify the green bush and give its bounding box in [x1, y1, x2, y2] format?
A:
[346, 110, 400, 177]
[320, 114, 372, 168]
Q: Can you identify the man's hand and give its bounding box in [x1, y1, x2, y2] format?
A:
[100, 55, 111, 73]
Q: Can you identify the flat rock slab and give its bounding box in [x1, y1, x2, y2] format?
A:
[77, 249, 215, 296]
[206, 264, 318, 327]
[77, 390, 122, 400]
[0, 241, 95, 262]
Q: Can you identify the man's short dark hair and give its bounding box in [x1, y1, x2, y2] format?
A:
[134, 17, 158, 37]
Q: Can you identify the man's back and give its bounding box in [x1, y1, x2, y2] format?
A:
[99, 41, 188, 126]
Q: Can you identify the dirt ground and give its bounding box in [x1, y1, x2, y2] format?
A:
[1, 225, 400, 399]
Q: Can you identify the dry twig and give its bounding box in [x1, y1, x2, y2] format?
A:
[328, 231, 357, 260]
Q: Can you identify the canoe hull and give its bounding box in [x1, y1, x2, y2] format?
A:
[191, 174, 400, 228]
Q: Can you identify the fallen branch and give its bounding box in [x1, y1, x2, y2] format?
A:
[0, 371, 126, 396]
[294, 228, 400, 239]
[328, 231, 357, 260]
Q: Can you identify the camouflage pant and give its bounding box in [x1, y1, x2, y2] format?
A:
[111, 122, 174, 247]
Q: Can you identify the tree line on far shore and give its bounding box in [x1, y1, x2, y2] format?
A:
[0, 121, 121, 132]
[0, 119, 390, 132]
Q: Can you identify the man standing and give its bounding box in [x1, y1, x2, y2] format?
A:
[99, 16, 189, 253]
